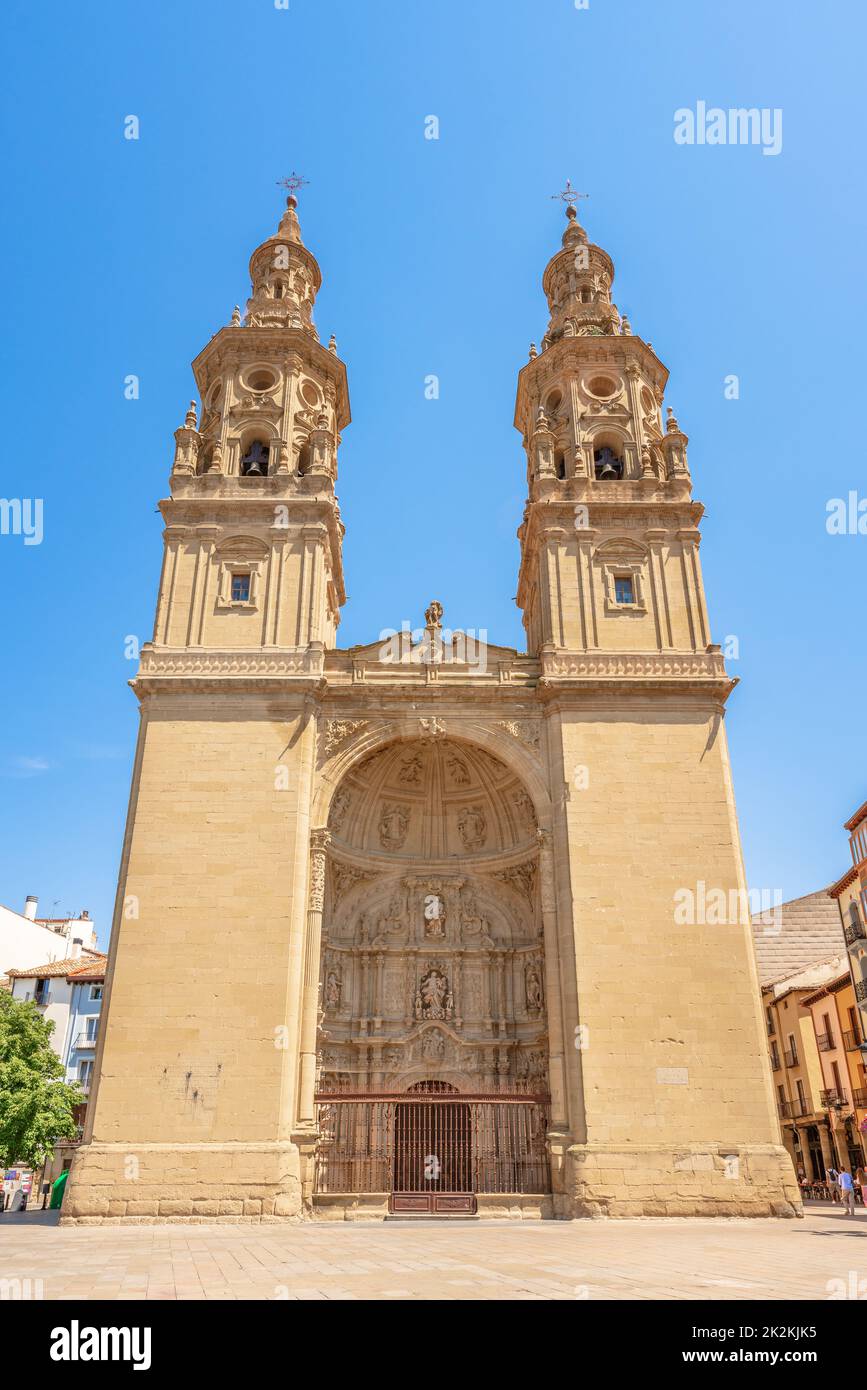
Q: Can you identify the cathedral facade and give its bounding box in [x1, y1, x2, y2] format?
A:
[63, 194, 800, 1221]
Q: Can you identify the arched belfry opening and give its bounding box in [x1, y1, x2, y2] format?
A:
[313, 736, 552, 1215]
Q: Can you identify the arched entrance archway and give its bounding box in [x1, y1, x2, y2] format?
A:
[313, 736, 552, 1215]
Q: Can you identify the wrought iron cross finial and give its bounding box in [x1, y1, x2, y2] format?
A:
[277, 172, 310, 197]
[551, 180, 589, 213]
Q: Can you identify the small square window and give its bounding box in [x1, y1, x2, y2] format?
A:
[614, 576, 635, 605]
[231, 572, 251, 603]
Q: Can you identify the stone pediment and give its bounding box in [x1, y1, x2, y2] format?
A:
[344, 632, 524, 669]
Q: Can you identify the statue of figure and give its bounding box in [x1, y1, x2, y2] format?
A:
[399, 752, 423, 785]
[325, 971, 341, 1010]
[425, 600, 443, 629]
[423, 892, 445, 939]
[422, 1030, 445, 1061]
[525, 964, 543, 1012]
[328, 787, 351, 832]
[374, 889, 407, 945]
[379, 803, 409, 851]
[458, 806, 487, 850]
[419, 968, 448, 1020]
[460, 891, 494, 948]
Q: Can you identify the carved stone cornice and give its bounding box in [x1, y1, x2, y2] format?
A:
[539, 649, 727, 681]
[137, 647, 322, 677]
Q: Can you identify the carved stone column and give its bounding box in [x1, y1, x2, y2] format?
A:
[537, 829, 568, 1133]
[298, 828, 330, 1125]
[359, 952, 371, 1034]
[495, 954, 506, 1027]
[373, 952, 385, 1030]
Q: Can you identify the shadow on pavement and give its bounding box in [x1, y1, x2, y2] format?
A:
[0, 1209, 61, 1226]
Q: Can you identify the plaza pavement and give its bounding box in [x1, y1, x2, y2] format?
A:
[1, 1204, 865, 1300]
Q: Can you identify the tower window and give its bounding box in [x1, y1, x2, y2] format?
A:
[555, 452, 566, 480]
[231, 573, 251, 603]
[240, 440, 270, 476]
[614, 576, 635, 605]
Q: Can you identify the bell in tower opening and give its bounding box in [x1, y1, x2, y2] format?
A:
[240, 439, 270, 477]
[593, 446, 623, 480]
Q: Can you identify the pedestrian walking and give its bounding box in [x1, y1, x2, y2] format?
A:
[856, 1166, 867, 1208]
[839, 1168, 856, 1216]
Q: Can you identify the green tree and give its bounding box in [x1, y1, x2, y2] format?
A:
[0, 992, 85, 1170]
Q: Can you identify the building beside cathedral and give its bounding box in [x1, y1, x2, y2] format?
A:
[63, 192, 799, 1222]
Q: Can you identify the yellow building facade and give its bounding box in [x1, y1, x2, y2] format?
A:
[801, 974, 867, 1175]
[63, 196, 798, 1222]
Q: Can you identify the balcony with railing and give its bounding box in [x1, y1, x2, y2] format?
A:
[856, 980, 867, 1004]
[816, 1032, 836, 1053]
[770, 1050, 781, 1071]
[73, 1031, 98, 1050]
[843, 1028, 863, 1051]
[820, 1088, 847, 1108]
[783, 1047, 799, 1068]
[852, 1088, 867, 1108]
[780, 1097, 811, 1119]
[845, 918, 867, 946]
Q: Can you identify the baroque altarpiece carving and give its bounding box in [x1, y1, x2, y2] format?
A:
[317, 737, 547, 1092]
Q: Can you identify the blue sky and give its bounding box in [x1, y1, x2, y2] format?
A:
[1, 0, 864, 948]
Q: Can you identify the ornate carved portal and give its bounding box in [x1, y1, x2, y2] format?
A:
[314, 737, 550, 1202]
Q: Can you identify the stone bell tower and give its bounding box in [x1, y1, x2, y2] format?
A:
[508, 196, 800, 1217]
[163, 191, 349, 655]
[515, 198, 698, 659]
[63, 194, 351, 1223]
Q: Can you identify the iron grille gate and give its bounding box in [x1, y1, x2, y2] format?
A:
[314, 1084, 551, 1215]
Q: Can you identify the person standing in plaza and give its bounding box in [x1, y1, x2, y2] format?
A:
[856, 1165, 867, 1208]
[839, 1168, 856, 1216]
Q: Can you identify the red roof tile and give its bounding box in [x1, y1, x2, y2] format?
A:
[6, 952, 106, 980]
[845, 800, 867, 832]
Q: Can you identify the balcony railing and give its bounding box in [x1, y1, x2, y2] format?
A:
[820, 1088, 847, 1108]
[856, 981, 867, 1004]
[770, 1051, 781, 1071]
[784, 1047, 799, 1067]
[780, 1098, 811, 1119]
[845, 919, 867, 946]
[73, 1032, 98, 1050]
[816, 1032, 836, 1052]
[58, 1124, 85, 1146]
[767, 1019, 776, 1036]
[852, 1088, 867, 1108]
[843, 1029, 863, 1052]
